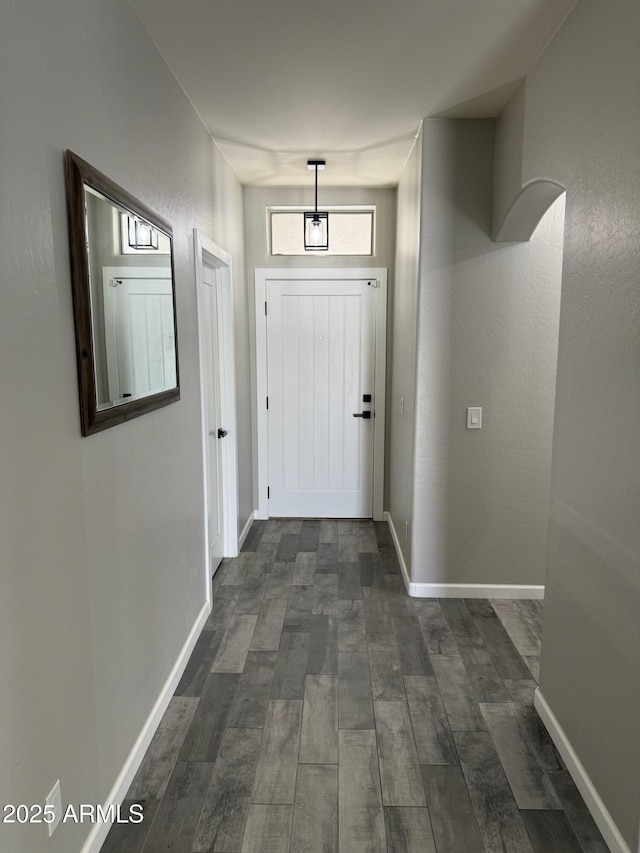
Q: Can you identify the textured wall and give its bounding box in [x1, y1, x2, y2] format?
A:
[446, 122, 564, 586]
[410, 119, 564, 588]
[0, 2, 245, 851]
[493, 83, 526, 236]
[388, 133, 422, 567]
[411, 121, 458, 582]
[494, 0, 640, 845]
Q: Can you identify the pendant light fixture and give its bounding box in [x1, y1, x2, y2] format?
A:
[127, 215, 159, 250]
[304, 159, 329, 251]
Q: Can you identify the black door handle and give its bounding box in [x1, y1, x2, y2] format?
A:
[217, 428, 228, 438]
[353, 411, 372, 419]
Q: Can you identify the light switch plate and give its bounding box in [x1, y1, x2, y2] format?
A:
[467, 407, 482, 429]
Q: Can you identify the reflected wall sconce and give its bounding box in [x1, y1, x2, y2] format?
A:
[304, 159, 328, 251]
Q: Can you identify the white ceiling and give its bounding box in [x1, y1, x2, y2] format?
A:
[130, 0, 575, 187]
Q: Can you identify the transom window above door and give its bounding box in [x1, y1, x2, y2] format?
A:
[268, 206, 375, 256]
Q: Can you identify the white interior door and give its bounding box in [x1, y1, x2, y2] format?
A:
[266, 279, 376, 518]
[195, 231, 240, 603]
[103, 272, 176, 401]
[202, 265, 224, 572]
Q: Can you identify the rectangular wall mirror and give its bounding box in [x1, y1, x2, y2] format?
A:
[65, 151, 179, 435]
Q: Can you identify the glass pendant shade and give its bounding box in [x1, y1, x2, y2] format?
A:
[128, 216, 158, 250]
[304, 159, 329, 250]
[304, 211, 329, 250]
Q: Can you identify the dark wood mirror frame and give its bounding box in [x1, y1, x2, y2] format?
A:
[65, 150, 180, 436]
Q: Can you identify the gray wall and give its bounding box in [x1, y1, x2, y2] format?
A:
[493, 82, 526, 236]
[387, 134, 422, 568]
[0, 2, 248, 852]
[402, 119, 564, 588]
[445, 122, 564, 586]
[411, 121, 458, 582]
[494, 0, 640, 845]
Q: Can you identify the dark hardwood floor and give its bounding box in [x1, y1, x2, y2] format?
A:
[102, 519, 609, 853]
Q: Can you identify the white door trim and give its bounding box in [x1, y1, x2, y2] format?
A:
[254, 268, 387, 521]
[194, 231, 239, 611]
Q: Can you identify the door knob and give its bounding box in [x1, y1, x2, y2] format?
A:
[353, 411, 372, 419]
[217, 428, 228, 438]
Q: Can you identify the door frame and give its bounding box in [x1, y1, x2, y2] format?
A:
[194, 230, 239, 609]
[254, 268, 387, 521]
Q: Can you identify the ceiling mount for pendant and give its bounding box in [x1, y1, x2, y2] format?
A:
[304, 159, 329, 251]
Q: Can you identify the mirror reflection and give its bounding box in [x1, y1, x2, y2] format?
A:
[65, 150, 180, 436]
[84, 187, 176, 410]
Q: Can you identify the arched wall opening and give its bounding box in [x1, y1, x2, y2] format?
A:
[494, 178, 567, 243]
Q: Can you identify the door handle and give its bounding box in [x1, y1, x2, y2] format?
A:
[353, 411, 372, 419]
[217, 428, 228, 438]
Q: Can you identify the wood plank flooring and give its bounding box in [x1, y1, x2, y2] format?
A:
[103, 519, 608, 853]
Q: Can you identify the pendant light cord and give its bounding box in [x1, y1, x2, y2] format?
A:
[314, 163, 319, 220]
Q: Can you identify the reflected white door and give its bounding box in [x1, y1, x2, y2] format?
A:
[267, 279, 376, 518]
[202, 265, 224, 572]
[104, 274, 176, 401]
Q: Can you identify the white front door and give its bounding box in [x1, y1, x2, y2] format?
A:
[266, 279, 376, 518]
[202, 264, 224, 572]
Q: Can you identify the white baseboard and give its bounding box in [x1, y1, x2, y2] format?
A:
[238, 512, 256, 549]
[534, 689, 632, 853]
[385, 511, 412, 592]
[80, 601, 210, 853]
[410, 582, 544, 599]
[384, 512, 544, 599]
